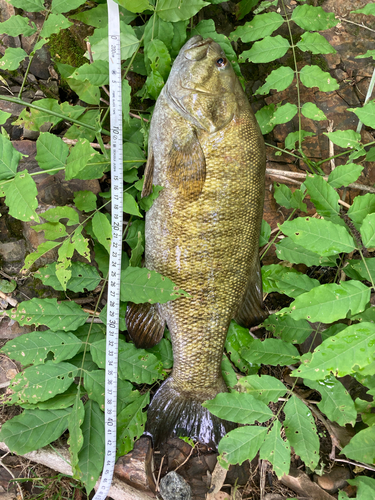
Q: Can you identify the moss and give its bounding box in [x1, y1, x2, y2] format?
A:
[311, 53, 329, 72]
[48, 29, 88, 69]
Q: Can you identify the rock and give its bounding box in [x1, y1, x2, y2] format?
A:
[0, 240, 26, 275]
[281, 468, 337, 500]
[314, 467, 351, 493]
[0, 354, 18, 388]
[0, 318, 34, 340]
[159, 471, 192, 500]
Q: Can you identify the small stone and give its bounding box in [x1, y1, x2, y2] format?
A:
[314, 466, 351, 493]
[159, 471, 192, 500]
[281, 468, 337, 500]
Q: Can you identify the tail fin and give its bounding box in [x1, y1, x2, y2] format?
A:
[126, 302, 165, 348]
[145, 378, 235, 450]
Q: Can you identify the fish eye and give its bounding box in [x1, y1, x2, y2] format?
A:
[215, 57, 227, 68]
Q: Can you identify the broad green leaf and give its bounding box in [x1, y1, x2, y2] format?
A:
[146, 338, 173, 370]
[78, 400, 104, 494]
[271, 103, 298, 125]
[122, 79, 131, 124]
[170, 20, 188, 58]
[292, 322, 375, 380]
[361, 213, 375, 248]
[117, 0, 152, 13]
[9, 0, 44, 11]
[91, 338, 163, 385]
[120, 267, 189, 304]
[35, 132, 69, 173]
[255, 67, 294, 96]
[40, 13, 73, 37]
[231, 12, 284, 42]
[138, 184, 163, 212]
[240, 35, 290, 64]
[66, 77, 101, 106]
[262, 264, 319, 298]
[11, 361, 77, 404]
[225, 320, 255, 373]
[324, 130, 361, 149]
[144, 15, 174, 50]
[291, 4, 338, 31]
[274, 184, 307, 211]
[356, 49, 375, 59]
[297, 32, 336, 55]
[0, 134, 22, 181]
[236, 0, 260, 20]
[341, 426, 375, 465]
[36, 262, 101, 293]
[0, 110, 11, 125]
[285, 130, 314, 150]
[20, 385, 79, 410]
[237, 374, 287, 404]
[203, 392, 273, 424]
[352, 4, 375, 15]
[90, 23, 139, 62]
[11, 298, 89, 331]
[221, 354, 238, 388]
[3, 171, 39, 222]
[92, 212, 112, 253]
[0, 15, 36, 37]
[74, 190, 97, 212]
[22, 241, 60, 270]
[301, 102, 327, 121]
[304, 376, 356, 426]
[84, 370, 133, 412]
[260, 420, 290, 479]
[68, 398, 85, 477]
[73, 151, 110, 180]
[284, 395, 319, 469]
[328, 163, 363, 188]
[145, 39, 171, 81]
[349, 101, 375, 128]
[0, 279, 16, 293]
[156, 0, 209, 22]
[32, 221, 67, 240]
[64, 109, 98, 143]
[125, 220, 145, 249]
[51, 0, 87, 14]
[0, 47, 27, 71]
[241, 338, 300, 366]
[42, 206, 79, 225]
[255, 103, 276, 135]
[70, 3, 112, 28]
[218, 426, 267, 465]
[123, 142, 146, 167]
[344, 257, 375, 283]
[259, 219, 271, 246]
[348, 193, 375, 227]
[263, 315, 312, 344]
[74, 324, 106, 352]
[0, 409, 71, 454]
[300, 65, 339, 91]
[278, 280, 370, 323]
[280, 217, 356, 256]
[66, 139, 97, 180]
[346, 477, 375, 500]
[1, 330, 81, 366]
[69, 60, 109, 86]
[123, 192, 142, 217]
[129, 231, 144, 267]
[142, 69, 164, 100]
[117, 392, 149, 456]
[304, 175, 340, 220]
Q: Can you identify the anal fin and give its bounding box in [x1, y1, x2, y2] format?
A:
[126, 302, 165, 348]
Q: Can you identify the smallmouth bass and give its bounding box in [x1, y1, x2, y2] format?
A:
[126, 36, 267, 448]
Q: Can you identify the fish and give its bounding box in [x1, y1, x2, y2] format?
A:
[126, 35, 268, 449]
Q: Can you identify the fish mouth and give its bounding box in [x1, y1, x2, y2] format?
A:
[184, 36, 214, 61]
[187, 36, 213, 49]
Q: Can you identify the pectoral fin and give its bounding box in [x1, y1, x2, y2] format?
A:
[234, 258, 268, 327]
[126, 301, 165, 348]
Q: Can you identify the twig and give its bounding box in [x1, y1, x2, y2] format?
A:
[356, 67, 375, 133]
[333, 457, 375, 472]
[206, 460, 228, 499]
[0, 454, 24, 500]
[174, 443, 196, 472]
[82, 308, 101, 316]
[338, 16, 375, 34]
[62, 138, 111, 149]
[0, 290, 17, 307]
[129, 112, 149, 122]
[155, 455, 165, 492]
[327, 120, 335, 171]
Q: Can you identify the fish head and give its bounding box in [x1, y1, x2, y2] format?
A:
[165, 36, 239, 132]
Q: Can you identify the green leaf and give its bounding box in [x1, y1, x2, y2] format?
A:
[262, 264, 319, 298]
[221, 355, 237, 388]
[284, 395, 319, 469]
[0, 110, 11, 125]
[271, 103, 298, 125]
[291, 4, 338, 31]
[156, 0, 209, 22]
[236, 0, 260, 20]
[241, 338, 300, 366]
[129, 231, 144, 268]
[9, 0, 44, 11]
[0, 134, 22, 181]
[68, 398, 85, 477]
[36, 262, 101, 293]
[346, 477, 375, 499]
[301, 102, 327, 121]
[231, 12, 284, 43]
[203, 392, 273, 424]
[120, 267, 189, 304]
[78, 400, 104, 494]
[170, 20, 188, 58]
[274, 183, 305, 210]
[285, 130, 315, 150]
[91, 338, 163, 385]
[146, 338, 173, 370]
[225, 321, 255, 373]
[280, 217, 356, 256]
[356, 49, 375, 60]
[260, 420, 290, 479]
[293, 322, 375, 380]
[144, 14, 174, 50]
[240, 35, 290, 64]
[22, 241, 60, 271]
[304, 376, 356, 426]
[297, 32, 336, 55]
[263, 315, 312, 344]
[259, 219, 271, 246]
[3, 171, 40, 222]
[74, 190, 97, 212]
[361, 213, 375, 248]
[51, 0, 87, 14]
[349, 101, 375, 128]
[0, 279, 16, 293]
[255, 67, 294, 95]
[123, 142, 146, 168]
[324, 130, 361, 149]
[0, 15, 36, 37]
[92, 212, 112, 253]
[345, 257, 375, 283]
[90, 23, 139, 62]
[122, 79, 132, 124]
[20, 385, 79, 410]
[42, 206, 79, 225]
[117, 0, 153, 12]
[32, 221, 67, 240]
[279, 280, 370, 323]
[0, 47, 27, 71]
[11, 361, 77, 404]
[123, 192, 142, 217]
[1, 330, 81, 366]
[145, 39, 171, 81]
[348, 194, 375, 227]
[237, 374, 286, 404]
[300, 65, 339, 91]
[40, 13, 73, 37]
[84, 370, 134, 412]
[117, 392, 149, 456]
[255, 103, 276, 135]
[70, 60, 109, 86]
[0, 409, 71, 455]
[138, 184, 163, 212]
[35, 132, 69, 173]
[304, 175, 340, 220]
[11, 298, 89, 331]
[218, 426, 267, 465]
[328, 163, 363, 188]
[352, 4, 375, 15]
[66, 139, 97, 180]
[69, 3, 112, 28]
[341, 426, 375, 465]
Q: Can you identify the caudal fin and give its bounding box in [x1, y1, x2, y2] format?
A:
[145, 378, 235, 450]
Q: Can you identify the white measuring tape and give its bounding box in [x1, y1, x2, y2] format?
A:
[92, 0, 123, 498]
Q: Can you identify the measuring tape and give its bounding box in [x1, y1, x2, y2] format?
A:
[92, 0, 123, 498]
